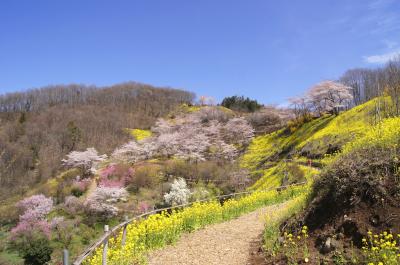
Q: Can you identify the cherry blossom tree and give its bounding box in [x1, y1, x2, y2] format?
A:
[151, 118, 175, 135]
[11, 194, 54, 240]
[62, 147, 107, 176]
[17, 194, 53, 222]
[84, 187, 128, 218]
[112, 140, 155, 162]
[223, 117, 255, 145]
[111, 107, 256, 164]
[289, 81, 353, 117]
[306, 81, 353, 115]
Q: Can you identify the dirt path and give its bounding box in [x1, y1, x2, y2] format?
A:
[147, 203, 286, 265]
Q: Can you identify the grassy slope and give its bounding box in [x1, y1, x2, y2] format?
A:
[242, 98, 380, 190]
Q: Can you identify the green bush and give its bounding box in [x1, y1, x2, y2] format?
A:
[16, 236, 53, 265]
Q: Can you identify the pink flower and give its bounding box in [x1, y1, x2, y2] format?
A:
[72, 179, 91, 192]
[10, 220, 51, 240]
[100, 165, 116, 178]
[17, 194, 53, 222]
[137, 201, 151, 213]
[98, 177, 124, 188]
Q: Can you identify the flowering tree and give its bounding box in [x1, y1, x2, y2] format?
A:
[63, 195, 83, 215]
[112, 140, 154, 162]
[151, 118, 175, 134]
[164, 178, 191, 206]
[71, 178, 91, 197]
[62, 147, 107, 176]
[84, 187, 128, 218]
[11, 194, 53, 241]
[111, 107, 256, 163]
[289, 96, 312, 119]
[306, 81, 353, 115]
[174, 128, 211, 161]
[137, 201, 152, 213]
[17, 194, 53, 222]
[223, 117, 255, 145]
[98, 164, 134, 188]
[209, 141, 238, 161]
[289, 81, 353, 117]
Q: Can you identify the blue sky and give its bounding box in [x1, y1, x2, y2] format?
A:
[1, 0, 399, 104]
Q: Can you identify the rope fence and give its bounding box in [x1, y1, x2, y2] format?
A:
[65, 181, 307, 265]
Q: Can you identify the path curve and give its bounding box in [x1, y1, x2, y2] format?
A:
[147, 202, 286, 265]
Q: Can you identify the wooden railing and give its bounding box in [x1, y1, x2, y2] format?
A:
[63, 181, 307, 265]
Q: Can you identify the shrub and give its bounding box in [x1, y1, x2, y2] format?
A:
[63, 195, 83, 215]
[129, 129, 152, 141]
[99, 164, 134, 188]
[190, 182, 211, 202]
[17, 236, 53, 265]
[194, 107, 230, 123]
[137, 201, 152, 213]
[71, 178, 91, 197]
[283, 163, 306, 185]
[128, 164, 162, 192]
[164, 178, 191, 206]
[247, 109, 284, 134]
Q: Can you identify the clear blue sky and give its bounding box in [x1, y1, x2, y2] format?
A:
[1, 0, 400, 104]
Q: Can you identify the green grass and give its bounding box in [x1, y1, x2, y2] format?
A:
[263, 193, 310, 256]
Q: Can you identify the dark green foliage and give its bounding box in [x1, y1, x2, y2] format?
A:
[221, 95, 262, 112]
[70, 187, 84, 198]
[21, 238, 52, 265]
[12, 236, 53, 265]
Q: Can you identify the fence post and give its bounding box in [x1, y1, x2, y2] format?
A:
[121, 215, 129, 246]
[63, 249, 69, 265]
[102, 225, 109, 265]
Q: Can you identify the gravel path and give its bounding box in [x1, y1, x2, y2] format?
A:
[147, 203, 286, 265]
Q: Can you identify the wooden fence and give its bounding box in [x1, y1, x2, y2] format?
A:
[64, 181, 307, 265]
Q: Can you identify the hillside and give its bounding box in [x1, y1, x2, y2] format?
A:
[2, 93, 400, 265]
[0, 99, 265, 264]
[246, 98, 400, 264]
[0, 83, 194, 201]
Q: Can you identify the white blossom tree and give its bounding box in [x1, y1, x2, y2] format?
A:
[289, 81, 353, 117]
[164, 178, 191, 206]
[84, 186, 128, 218]
[62, 148, 107, 176]
[111, 106, 256, 164]
[306, 81, 353, 115]
[223, 117, 255, 145]
[111, 140, 155, 162]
